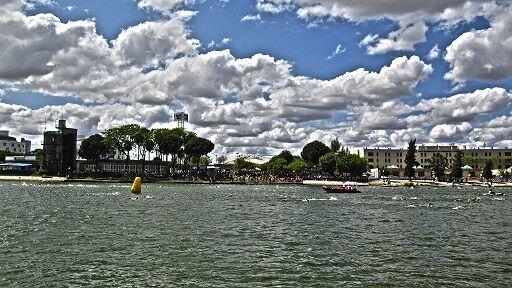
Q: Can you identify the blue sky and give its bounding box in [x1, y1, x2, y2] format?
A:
[1, 0, 512, 154]
[24, 0, 510, 97]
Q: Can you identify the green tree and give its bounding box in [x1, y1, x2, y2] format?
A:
[217, 155, 227, 164]
[330, 138, 341, 153]
[276, 150, 294, 165]
[171, 128, 195, 171]
[78, 134, 110, 172]
[301, 140, 330, 165]
[104, 124, 140, 172]
[429, 152, 447, 181]
[199, 156, 211, 166]
[380, 166, 391, 177]
[138, 128, 154, 173]
[266, 157, 288, 173]
[153, 128, 187, 174]
[184, 137, 215, 170]
[336, 153, 368, 178]
[131, 126, 145, 161]
[233, 156, 256, 171]
[462, 156, 480, 166]
[287, 157, 308, 173]
[404, 138, 417, 179]
[153, 128, 172, 161]
[452, 150, 464, 181]
[319, 152, 336, 175]
[264, 151, 295, 174]
[29, 149, 44, 161]
[483, 160, 493, 181]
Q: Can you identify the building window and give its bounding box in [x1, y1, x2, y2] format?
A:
[368, 158, 373, 162]
[505, 152, 512, 157]
[368, 152, 374, 157]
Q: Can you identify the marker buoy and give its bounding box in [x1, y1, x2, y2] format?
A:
[131, 177, 142, 194]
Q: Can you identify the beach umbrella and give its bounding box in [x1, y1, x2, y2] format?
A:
[462, 165, 473, 170]
[387, 165, 398, 169]
[413, 165, 423, 171]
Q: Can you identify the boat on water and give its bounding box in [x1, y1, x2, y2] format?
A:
[322, 185, 360, 193]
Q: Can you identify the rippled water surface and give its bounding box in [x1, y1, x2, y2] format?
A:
[1, 182, 511, 287]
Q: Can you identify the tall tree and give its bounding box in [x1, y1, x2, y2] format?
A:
[330, 138, 341, 153]
[104, 124, 140, 172]
[266, 157, 288, 173]
[184, 136, 215, 170]
[78, 134, 110, 172]
[277, 150, 294, 165]
[168, 133, 185, 175]
[452, 150, 464, 181]
[319, 152, 337, 175]
[336, 153, 368, 179]
[301, 140, 330, 165]
[483, 160, 493, 181]
[131, 126, 146, 161]
[404, 138, 417, 179]
[138, 128, 154, 173]
[153, 128, 180, 175]
[287, 157, 308, 173]
[429, 152, 447, 181]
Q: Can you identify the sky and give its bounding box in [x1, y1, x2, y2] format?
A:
[0, 0, 511, 156]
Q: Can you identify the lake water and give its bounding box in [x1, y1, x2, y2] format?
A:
[1, 181, 511, 287]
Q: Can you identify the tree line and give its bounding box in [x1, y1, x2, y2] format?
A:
[78, 124, 214, 174]
[233, 138, 369, 180]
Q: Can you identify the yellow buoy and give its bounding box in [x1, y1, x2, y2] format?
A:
[131, 177, 142, 194]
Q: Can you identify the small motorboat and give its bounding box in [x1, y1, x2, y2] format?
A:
[322, 185, 360, 193]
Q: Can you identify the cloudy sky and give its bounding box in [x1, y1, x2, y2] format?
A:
[1, 0, 511, 156]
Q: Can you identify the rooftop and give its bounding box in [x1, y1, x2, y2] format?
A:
[0, 135, 17, 141]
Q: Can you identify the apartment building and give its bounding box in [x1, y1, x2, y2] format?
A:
[0, 131, 31, 154]
[350, 145, 512, 171]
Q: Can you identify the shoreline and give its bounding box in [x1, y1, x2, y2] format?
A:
[1, 175, 512, 187]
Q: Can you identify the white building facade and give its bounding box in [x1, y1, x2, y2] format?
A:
[0, 131, 31, 154]
[350, 145, 512, 176]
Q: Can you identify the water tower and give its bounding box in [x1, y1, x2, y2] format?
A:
[174, 112, 189, 129]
